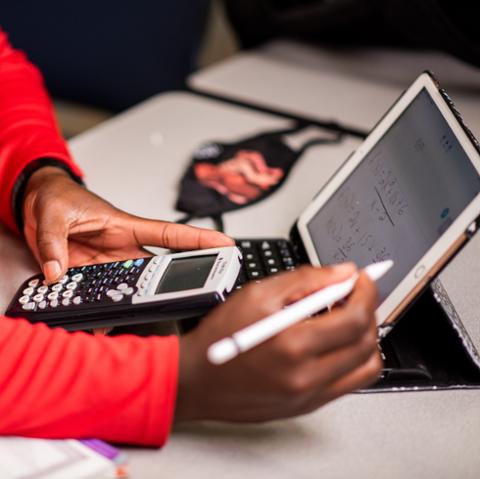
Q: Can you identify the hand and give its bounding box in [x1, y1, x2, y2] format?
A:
[22, 167, 234, 284]
[176, 264, 382, 422]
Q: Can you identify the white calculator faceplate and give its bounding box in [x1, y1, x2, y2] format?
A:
[132, 246, 242, 305]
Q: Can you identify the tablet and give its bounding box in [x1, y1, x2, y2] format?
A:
[297, 72, 480, 326]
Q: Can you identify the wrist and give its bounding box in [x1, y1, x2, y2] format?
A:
[24, 166, 72, 198]
[175, 333, 206, 423]
[12, 158, 83, 233]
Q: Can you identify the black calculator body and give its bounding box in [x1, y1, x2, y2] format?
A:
[7, 247, 242, 331]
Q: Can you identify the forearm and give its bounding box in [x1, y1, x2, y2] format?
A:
[0, 29, 83, 233]
[0, 316, 178, 446]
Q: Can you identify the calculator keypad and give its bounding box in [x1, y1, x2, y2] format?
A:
[235, 239, 298, 291]
[18, 258, 149, 312]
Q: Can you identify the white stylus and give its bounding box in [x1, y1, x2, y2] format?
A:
[207, 260, 394, 365]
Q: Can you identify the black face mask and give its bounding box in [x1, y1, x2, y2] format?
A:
[176, 123, 342, 230]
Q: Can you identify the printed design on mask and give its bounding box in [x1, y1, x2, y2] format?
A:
[194, 150, 284, 205]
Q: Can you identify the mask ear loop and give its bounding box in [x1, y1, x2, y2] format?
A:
[296, 130, 345, 156]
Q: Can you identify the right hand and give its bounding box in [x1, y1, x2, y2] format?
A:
[175, 264, 382, 423]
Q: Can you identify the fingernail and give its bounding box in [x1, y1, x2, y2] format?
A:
[333, 262, 357, 275]
[43, 260, 61, 282]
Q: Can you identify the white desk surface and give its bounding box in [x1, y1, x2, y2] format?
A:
[190, 40, 480, 135]
[1, 87, 480, 477]
[69, 91, 480, 477]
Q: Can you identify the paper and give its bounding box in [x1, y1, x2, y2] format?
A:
[0, 437, 115, 479]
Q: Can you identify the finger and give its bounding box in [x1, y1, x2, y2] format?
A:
[322, 351, 383, 401]
[299, 351, 383, 414]
[36, 210, 70, 284]
[283, 272, 379, 357]
[289, 324, 379, 390]
[131, 218, 235, 250]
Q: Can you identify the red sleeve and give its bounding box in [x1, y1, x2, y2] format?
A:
[0, 316, 179, 446]
[0, 29, 83, 233]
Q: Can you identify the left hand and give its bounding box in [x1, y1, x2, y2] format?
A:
[22, 166, 234, 284]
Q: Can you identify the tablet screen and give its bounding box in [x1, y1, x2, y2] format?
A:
[307, 89, 480, 301]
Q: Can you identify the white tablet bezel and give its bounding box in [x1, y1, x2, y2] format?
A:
[296, 72, 480, 325]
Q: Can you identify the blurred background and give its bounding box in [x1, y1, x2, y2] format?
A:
[1, 0, 477, 137]
[2, 0, 238, 137]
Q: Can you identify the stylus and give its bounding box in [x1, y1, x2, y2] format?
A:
[207, 260, 394, 365]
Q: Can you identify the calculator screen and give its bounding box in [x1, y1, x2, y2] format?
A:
[155, 255, 217, 294]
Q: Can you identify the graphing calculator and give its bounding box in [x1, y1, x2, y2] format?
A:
[7, 247, 242, 331]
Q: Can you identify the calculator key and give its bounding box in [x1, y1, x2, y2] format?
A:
[279, 248, 291, 258]
[267, 258, 277, 266]
[73, 296, 82, 305]
[66, 282, 78, 290]
[28, 279, 40, 288]
[22, 302, 36, 311]
[72, 273, 84, 282]
[52, 283, 63, 292]
[19, 295, 30, 305]
[23, 287, 35, 296]
[134, 258, 145, 267]
[247, 262, 258, 269]
[148, 264, 157, 273]
[50, 299, 59, 308]
[145, 273, 153, 281]
[268, 268, 279, 274]
[62, 290, 74, 299]
[33, 294, 44, 303]
[283, 257, 294, 267]
[248, 270, 264, 280]
[123, 287, 134, 296]
[59, 275, 69, 284]
[111, 293, 124, 302]
[38, 301, 47, 310]
[62, 298, 71, 306]
[47, 292, 59, 301]
[117, 283, 129, 291]
[286, 266, 296, 271]
[122, 260, 134, 269]
[245, 253, 255, 261]
[264, 250, 273, 258]
[153, 257, 161, 265]
[107, 289, 119, 298]
[37, 285, 49, 295]
[240, 241, 252, 249]
[261, 241, 272, 250]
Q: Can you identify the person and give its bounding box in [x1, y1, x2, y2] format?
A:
[0, 28, 382, 445]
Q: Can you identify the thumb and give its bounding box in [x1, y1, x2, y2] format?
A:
[132, 218, 235, 250]
[36, 212, 70, 284]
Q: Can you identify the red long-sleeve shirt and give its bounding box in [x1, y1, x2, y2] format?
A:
[0, 29, 178, 445]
